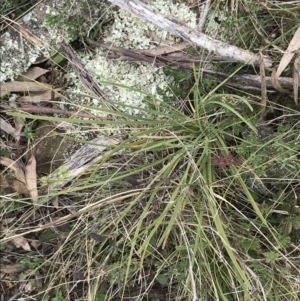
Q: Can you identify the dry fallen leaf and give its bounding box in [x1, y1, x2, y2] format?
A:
[25, 154, 38, 204]
[24, 281, 33, 293]
[12, 235, 32, 251]
[276, 26, 300, 77]
[16, 66, 50, 82]
[0, 172, 29, 195]
[0, 174, 9, 187]
[30, 239, 42, 249]
[271, 69, 290, 94]
[0, 157, 26, 184]
[0, 263, 28, 274]
[12, 179, 30, 195]
[0, 117, 15, 136]
[14, 116, 23, 142]
[0, 81, 52, 97]
[141, 31, 191, 56]
[0, 117, 24, 141]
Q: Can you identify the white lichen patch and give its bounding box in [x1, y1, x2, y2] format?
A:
[105, 0, 197, 49]
[66, 0, 197, 117]
[204, 2, 248, 46]
[0, 0, 66, 82]
[0, 32, 42, 82]
[66, 48, 173, 117]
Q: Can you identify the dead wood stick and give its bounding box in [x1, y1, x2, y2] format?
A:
[88, 40, 295, 92]
[204, 70, 295, 92]
[108, 0, 272, 67]
[0, 104, 111, 120]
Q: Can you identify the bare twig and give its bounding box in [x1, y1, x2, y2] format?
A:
[0, 104, 111, 120]
[88, 40, 296, 92]
[198, 0, 212, 33]
[259, 52, 268, 121]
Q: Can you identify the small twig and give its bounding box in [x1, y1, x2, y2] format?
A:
[60, 42, 119, 112]
[293, 53, 299, 105]
[87, 40, 296, 92]
[259, 52, 268, 122]
[198, 0, 211, 33]
[0, 104, 111, 120]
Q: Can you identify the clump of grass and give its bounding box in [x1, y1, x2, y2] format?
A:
[1, 0, 300, 300]
[2, 70, 299, 300]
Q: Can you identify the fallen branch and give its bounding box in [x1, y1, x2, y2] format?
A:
[108, 0, 272, 67]
[49, 137, 121, 188]
[88, 40, 295, 92]
[204, 70, 294, 92]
